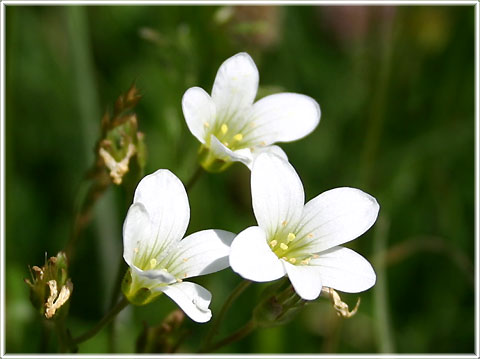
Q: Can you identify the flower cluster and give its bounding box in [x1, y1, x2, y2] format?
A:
[120, 52, 379, 324]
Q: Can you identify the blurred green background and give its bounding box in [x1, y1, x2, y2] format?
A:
[5, 5, 475, 354]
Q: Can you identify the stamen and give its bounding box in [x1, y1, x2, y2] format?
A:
[312, 254, 319, 259]
[150, 258, 157, 269]
[223, 142, 229, 147]
[281, 220, 287, 226]
[134, 247, 139, 253]
[183, 258, 189, 262]
[307, 233, 314, 238]
[287, 233, 296, 242]
[203, 122, 210, 128]
[233, 133, 243, 142]
[301, 258, 311, 265]
[269, 240, 278, 248]
[280, 243, 289, 250]
[221, 124, 228, 134]
[289, 258, 297, 264]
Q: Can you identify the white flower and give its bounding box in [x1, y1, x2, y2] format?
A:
[122, 169, 235, 322]
[229, 153, 379, 300]
[182, 52, 321, 171]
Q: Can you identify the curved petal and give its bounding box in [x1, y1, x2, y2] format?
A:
[133, 170, 190, 255]
[123, 203, 152, 267]
[211, 52, 259, 120]
[251, 153, 304, 236]
[167, 229, 236, 279]
[209, 135, 253, 166]
[249, 145, 288, 170]
[244, 93, 320, 146]
[310, 246, 376, 293]
[230, 226, 285, 282]
[283, 261, 323, 300]
[182, 87, 216, 144]
[157, 282, 212, 323]
[294, 187, 379, 253]
[131, 265, 176, 285]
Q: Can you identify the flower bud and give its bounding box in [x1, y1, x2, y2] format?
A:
[97, 84, 147, 185]
[25, 252, 73, 320]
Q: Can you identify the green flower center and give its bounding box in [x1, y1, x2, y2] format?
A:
[267, 227, 316, 265]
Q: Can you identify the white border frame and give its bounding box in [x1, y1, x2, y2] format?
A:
[0, 1, 478, 358]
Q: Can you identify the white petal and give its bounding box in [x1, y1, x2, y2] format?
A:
[167, 229, 236, 279]
[211, 52, 259, 120]
[209, 134, 253, 166]
[123, 203, 152, 267]
[229, 226, 285, 282]
[158, 282, 212, 323]
[250, 145, 288, 168]
[251, 153, 304, 236]
[182, 87, 216, 144]
[283, 261, 323, 300]
[294, 187, 379, 253]
[244, 93, 320, 146]
[133, 170, 190, 254]
[309, 246, 376, 293]
[130, 265, 176, 285]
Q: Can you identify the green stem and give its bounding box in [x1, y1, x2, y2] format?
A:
[73, 296, 129, 345]
[201, 319, 257, 353]
[107, 258, 128, 352]
[54, 320, 70, 353]
[202, 280, 251, 351]
[185, 165, 204, 193]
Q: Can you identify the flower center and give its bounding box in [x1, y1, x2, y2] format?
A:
[205, 122, 246, 151]
[268, 230, 316, 265]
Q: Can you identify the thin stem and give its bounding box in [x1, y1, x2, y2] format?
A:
[73, 296, 129, 345]
[202, 280, 251, 351]
[185, 165, 203, 193]
[54, 320, 69, 353]
[107, 258, 128, 352]
[201, 319, 256, 353]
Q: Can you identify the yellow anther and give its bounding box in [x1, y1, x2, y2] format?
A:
[280, 243, 289, 250]
[233, 133, 243, 142]
[221, 124, 228, 134]
[301, 258, 310, 265]
[287, 233, 296, 242]
[183, 258, 189, 262]
[307, 233, 314, 238]
[134, 247, 139, 253]
[281, 220, 287, 226]
[249, 122, 256, 128]
[269, 240, 278, 248]
[176, 278, 183, 283]
[282, 257, 288, 261]
[150, 258, 157, 269]
[223, 142, 229, 147]
[312, 254, 319, 259]
[289, 258, 297, 264]
[203, 122, 210, 128]
[260, 141, 266, 146]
